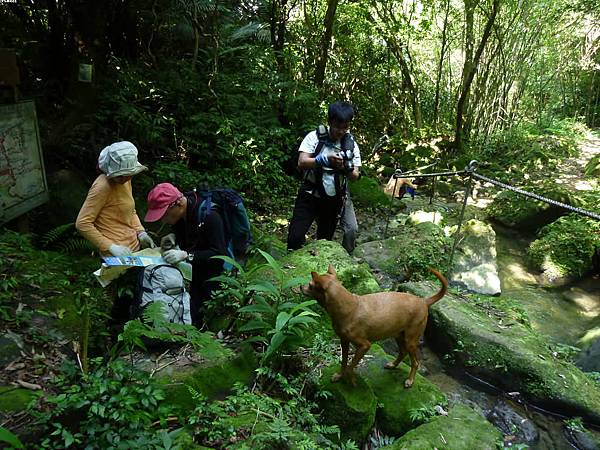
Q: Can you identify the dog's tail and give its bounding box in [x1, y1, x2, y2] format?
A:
[425, 268, 448, 307]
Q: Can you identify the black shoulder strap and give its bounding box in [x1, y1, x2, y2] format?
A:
[314, 124, 328, 156]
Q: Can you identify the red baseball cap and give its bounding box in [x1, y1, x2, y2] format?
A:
[145, 183, 183, 222]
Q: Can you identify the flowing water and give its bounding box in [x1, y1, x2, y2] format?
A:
[416, 224, 600, 449]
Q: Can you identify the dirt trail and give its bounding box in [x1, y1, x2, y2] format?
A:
[555, 130, 600, 192]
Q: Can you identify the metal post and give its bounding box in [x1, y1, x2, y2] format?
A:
[384, 169, 402, 239]
[447, 160, 478, 276]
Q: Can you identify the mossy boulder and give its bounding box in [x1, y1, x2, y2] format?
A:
[0, 386, 38, 412]
[380, 404, 502, 450]
[281, 240, 381, 295]
[450, 219, 501, 296]
[527, 214, 600, 284]
[137, 341, 257, 413]
[349, 176, 393, 209]
[356, 345, 446, 437]
[404, 282, 600, 425]
[317, 365, 377, 445]
[353, 221, 451, 284]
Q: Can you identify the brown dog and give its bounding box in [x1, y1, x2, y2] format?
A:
[304, 266, 447, 387]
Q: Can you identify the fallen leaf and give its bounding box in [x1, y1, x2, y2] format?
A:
[14, 380, 42, 390]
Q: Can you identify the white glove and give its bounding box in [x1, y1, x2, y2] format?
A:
[108, 244, 132, 257]
[137, 231, 156, 249]
[163, 249, 188, 265]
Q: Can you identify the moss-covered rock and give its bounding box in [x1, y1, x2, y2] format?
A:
[349, 176, 394, 209]
[357, 345, 446, 437]
[380, 404, 503, 450]
[404, 282, 600, 425]
[0, 386, 38, 412]
[138, 342, 257, 413]
[281, 240, 381, 295]
[353, 221, 451, 283]
[317, 365, 377, 445]
[485, 182, 580, 232]
[527, 214, 600, 283]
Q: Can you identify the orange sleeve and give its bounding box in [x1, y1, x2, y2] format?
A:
[76, 176, 113, 253]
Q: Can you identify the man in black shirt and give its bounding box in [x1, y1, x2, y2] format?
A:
[145, 182, 228, 327]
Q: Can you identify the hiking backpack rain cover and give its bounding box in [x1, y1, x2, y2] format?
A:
[136, 264, 192, 324]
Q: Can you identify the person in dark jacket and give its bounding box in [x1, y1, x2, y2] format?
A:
[145, 182, 228, 327]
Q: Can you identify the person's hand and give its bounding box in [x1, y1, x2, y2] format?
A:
[108, 244, 132, 257]
[160, 233, 177, 251]
[137, 231, 156, 249]
[314, 152, 331, 168]
[328, 153, 344, 170]
[163, 249, 188, 265]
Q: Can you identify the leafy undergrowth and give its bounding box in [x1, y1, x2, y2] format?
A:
[0, 230, 111, 435]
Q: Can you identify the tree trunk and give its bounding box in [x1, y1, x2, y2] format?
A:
[434, 0, 451, 126]
[314, 0, 340, 88]
[453, 0, 500, 154]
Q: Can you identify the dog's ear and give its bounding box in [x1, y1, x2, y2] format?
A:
[327, 265, 336, 276]
[311, 271, 318, 280]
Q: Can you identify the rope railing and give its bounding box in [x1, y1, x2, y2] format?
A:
[386, 159, 599, 274]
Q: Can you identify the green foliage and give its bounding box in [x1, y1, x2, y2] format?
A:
[32, 358, 177, 449]
[584, 154, 600, 177]
[477, 119, 585, 181]
[564, 417, 585, 432]
[527, 214, 600, 278]
[549, 343, 581, 362]
[408, 405, 437, 425]
[186, 375, 347, 449]
[118, 303, 230, 358]
[211, 250, 318, 363]
[0, 230, 109, 350]
[0, 426, 24, 449]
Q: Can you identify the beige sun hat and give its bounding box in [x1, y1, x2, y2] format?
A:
[98, 141, 148, 178]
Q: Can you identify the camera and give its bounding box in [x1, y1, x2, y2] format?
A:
[340, 134, 355, 173]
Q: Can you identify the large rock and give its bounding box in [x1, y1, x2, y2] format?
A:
[353, 221, 450, 287]
[404, 281, 600, 425]
[318, 365, 377, 445]
[450, 219, 501, 296]
[281, 240, 381, 295]
[357, 345, 446, 437]
[577, 337, 600, 372]
[380, 404, 503, 450]
[136, 340, 257, 413]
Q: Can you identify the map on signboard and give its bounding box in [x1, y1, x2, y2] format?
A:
[0, 101, 48, 224]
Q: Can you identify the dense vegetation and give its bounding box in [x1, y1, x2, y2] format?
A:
[1, 0, 600, 448]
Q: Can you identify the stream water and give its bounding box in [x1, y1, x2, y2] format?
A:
[418, 223, 600, 449]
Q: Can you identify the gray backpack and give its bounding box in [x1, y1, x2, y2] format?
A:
[134, 264, 192, 324]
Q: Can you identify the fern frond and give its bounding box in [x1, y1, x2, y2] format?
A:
[58, 238, 96, 254]
[230, 22, 268, 43]
[41, 222, 76, 247]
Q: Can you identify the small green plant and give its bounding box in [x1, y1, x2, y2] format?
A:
[39, 222, 96, 254]
[32, 358, 177, 449]
[408, 405, 437, 424]
[211, 249, 319, 363]
[186, 374, 344, 449]
[549, 343, 581, 362]
[564, 417, 585, 432]
[118, 303, 230, 358]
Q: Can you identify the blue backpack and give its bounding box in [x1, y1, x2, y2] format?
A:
[194, 188, 253, 263]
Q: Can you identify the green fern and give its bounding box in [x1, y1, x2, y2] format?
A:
[40, 222, 76, 247]
[40, 223, 96, 255]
